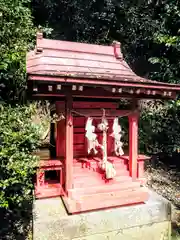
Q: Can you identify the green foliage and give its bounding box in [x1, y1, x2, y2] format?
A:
[139, 100, 180, 156]
[148, 1, 180, 83]
[32, 0, 115, 44]
[0, 0, 35, 103]
[0, 104, 41, 209]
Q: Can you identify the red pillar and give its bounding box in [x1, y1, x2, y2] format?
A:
[65, 94, 73, 193]
[128, 113, 138, 180]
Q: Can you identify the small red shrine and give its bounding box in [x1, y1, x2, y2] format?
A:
[26, 32, 180, 214]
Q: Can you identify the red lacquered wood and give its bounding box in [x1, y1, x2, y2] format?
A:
[73, 163, 129, 174]
[32, 84, 175, 101]
[72, 109, 131, 117]
[69, 182, 140, 198]
[56, 119, 65, 158]
[27, 34, 180, 97]
[39, 159, 62, 168]
[77, 188, 145, 202]
[35, 183, 63, 199]
[73, 116, 85, 126]
[73, 116, 86, 157]
[27, 65, 135, 78]
[107, 119, 113, 155]
[73, 164, 128, 175]
[36, 169, 45, 189]
[65, 94, 73, 192]
[75, 191, 148, 213]
[35, 159, 64, 199]
[56, 101, 119, 111]
[56, 101, 65, 112]
[73, 144, 84, 150]
[27, 35, 180, 98]
[120, 154, 150, 180]
[28, 48, 118, 63]
[74, 170, 129, 182]
[73, 127, 85, 133]
[73, 144, 85, 154]
[129, 113, 138, 180]
[74, 176, 132, 188]
[63, 190, 148, 214]
[61, 155, 149, 213]
[36, 32, 43, 52]
[28, 75, 180, 93]
[31, 88, 176, 101]
[37, 37, 115, 56]
[119, 154, 150, 162]
[73, 133, 85, 144]
[72, 122, 127, 158]
[27, 57, 129, 72]
[73, 101, 118, 109]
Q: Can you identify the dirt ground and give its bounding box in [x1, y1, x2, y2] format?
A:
[145, 162, 180, 239]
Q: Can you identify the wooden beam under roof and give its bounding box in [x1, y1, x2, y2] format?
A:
[30, 82, 176, 100]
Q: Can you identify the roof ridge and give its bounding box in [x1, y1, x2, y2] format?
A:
[35, 32, 124, 59]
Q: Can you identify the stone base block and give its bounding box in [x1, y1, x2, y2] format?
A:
[71, 221, 170, 240]
[33, 189, 171, 240]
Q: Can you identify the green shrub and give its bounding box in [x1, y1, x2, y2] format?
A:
[0, 104, 41, 210]
[139, 100, 180, 157]
[0, 0, 35, 103]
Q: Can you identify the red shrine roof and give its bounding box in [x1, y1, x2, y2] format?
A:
[26, 32, 180, 97]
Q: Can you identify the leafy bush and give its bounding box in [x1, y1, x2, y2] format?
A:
[0, 0, 35, 103]
[139, 100, 180, 158]
[0, 104, 41, 210]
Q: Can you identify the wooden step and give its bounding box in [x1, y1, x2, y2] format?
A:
[76, 189, 148, 212]
[74, 176, 132, 188]
[73, 161, 127, 171]
[74, 179, 106, 188]
[93, 156, 125, 163]
[73, 171, 101, 179]
[109, 176, 133, 183]
[77, 188, 144, 201]
[69, 181, 141, 198]
[73, 172, 130, 180]
[116, 169, 129, 175]
[73, 167, 129, 176]
[74, 158, 126, 165]
[74, 174, 131, 182]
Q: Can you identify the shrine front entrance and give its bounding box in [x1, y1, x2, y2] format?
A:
[38, 99, 147, 213]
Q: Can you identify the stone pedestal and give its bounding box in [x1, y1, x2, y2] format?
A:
[33, 190, 171, 240]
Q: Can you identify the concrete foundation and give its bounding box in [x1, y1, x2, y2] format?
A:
[33, 190, 171, 240]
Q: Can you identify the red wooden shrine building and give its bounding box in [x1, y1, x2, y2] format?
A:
[26, 32, 180, 214]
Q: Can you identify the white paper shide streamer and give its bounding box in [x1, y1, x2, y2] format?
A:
[110, 117, 124, 156]
[85, 117, 99, 155]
